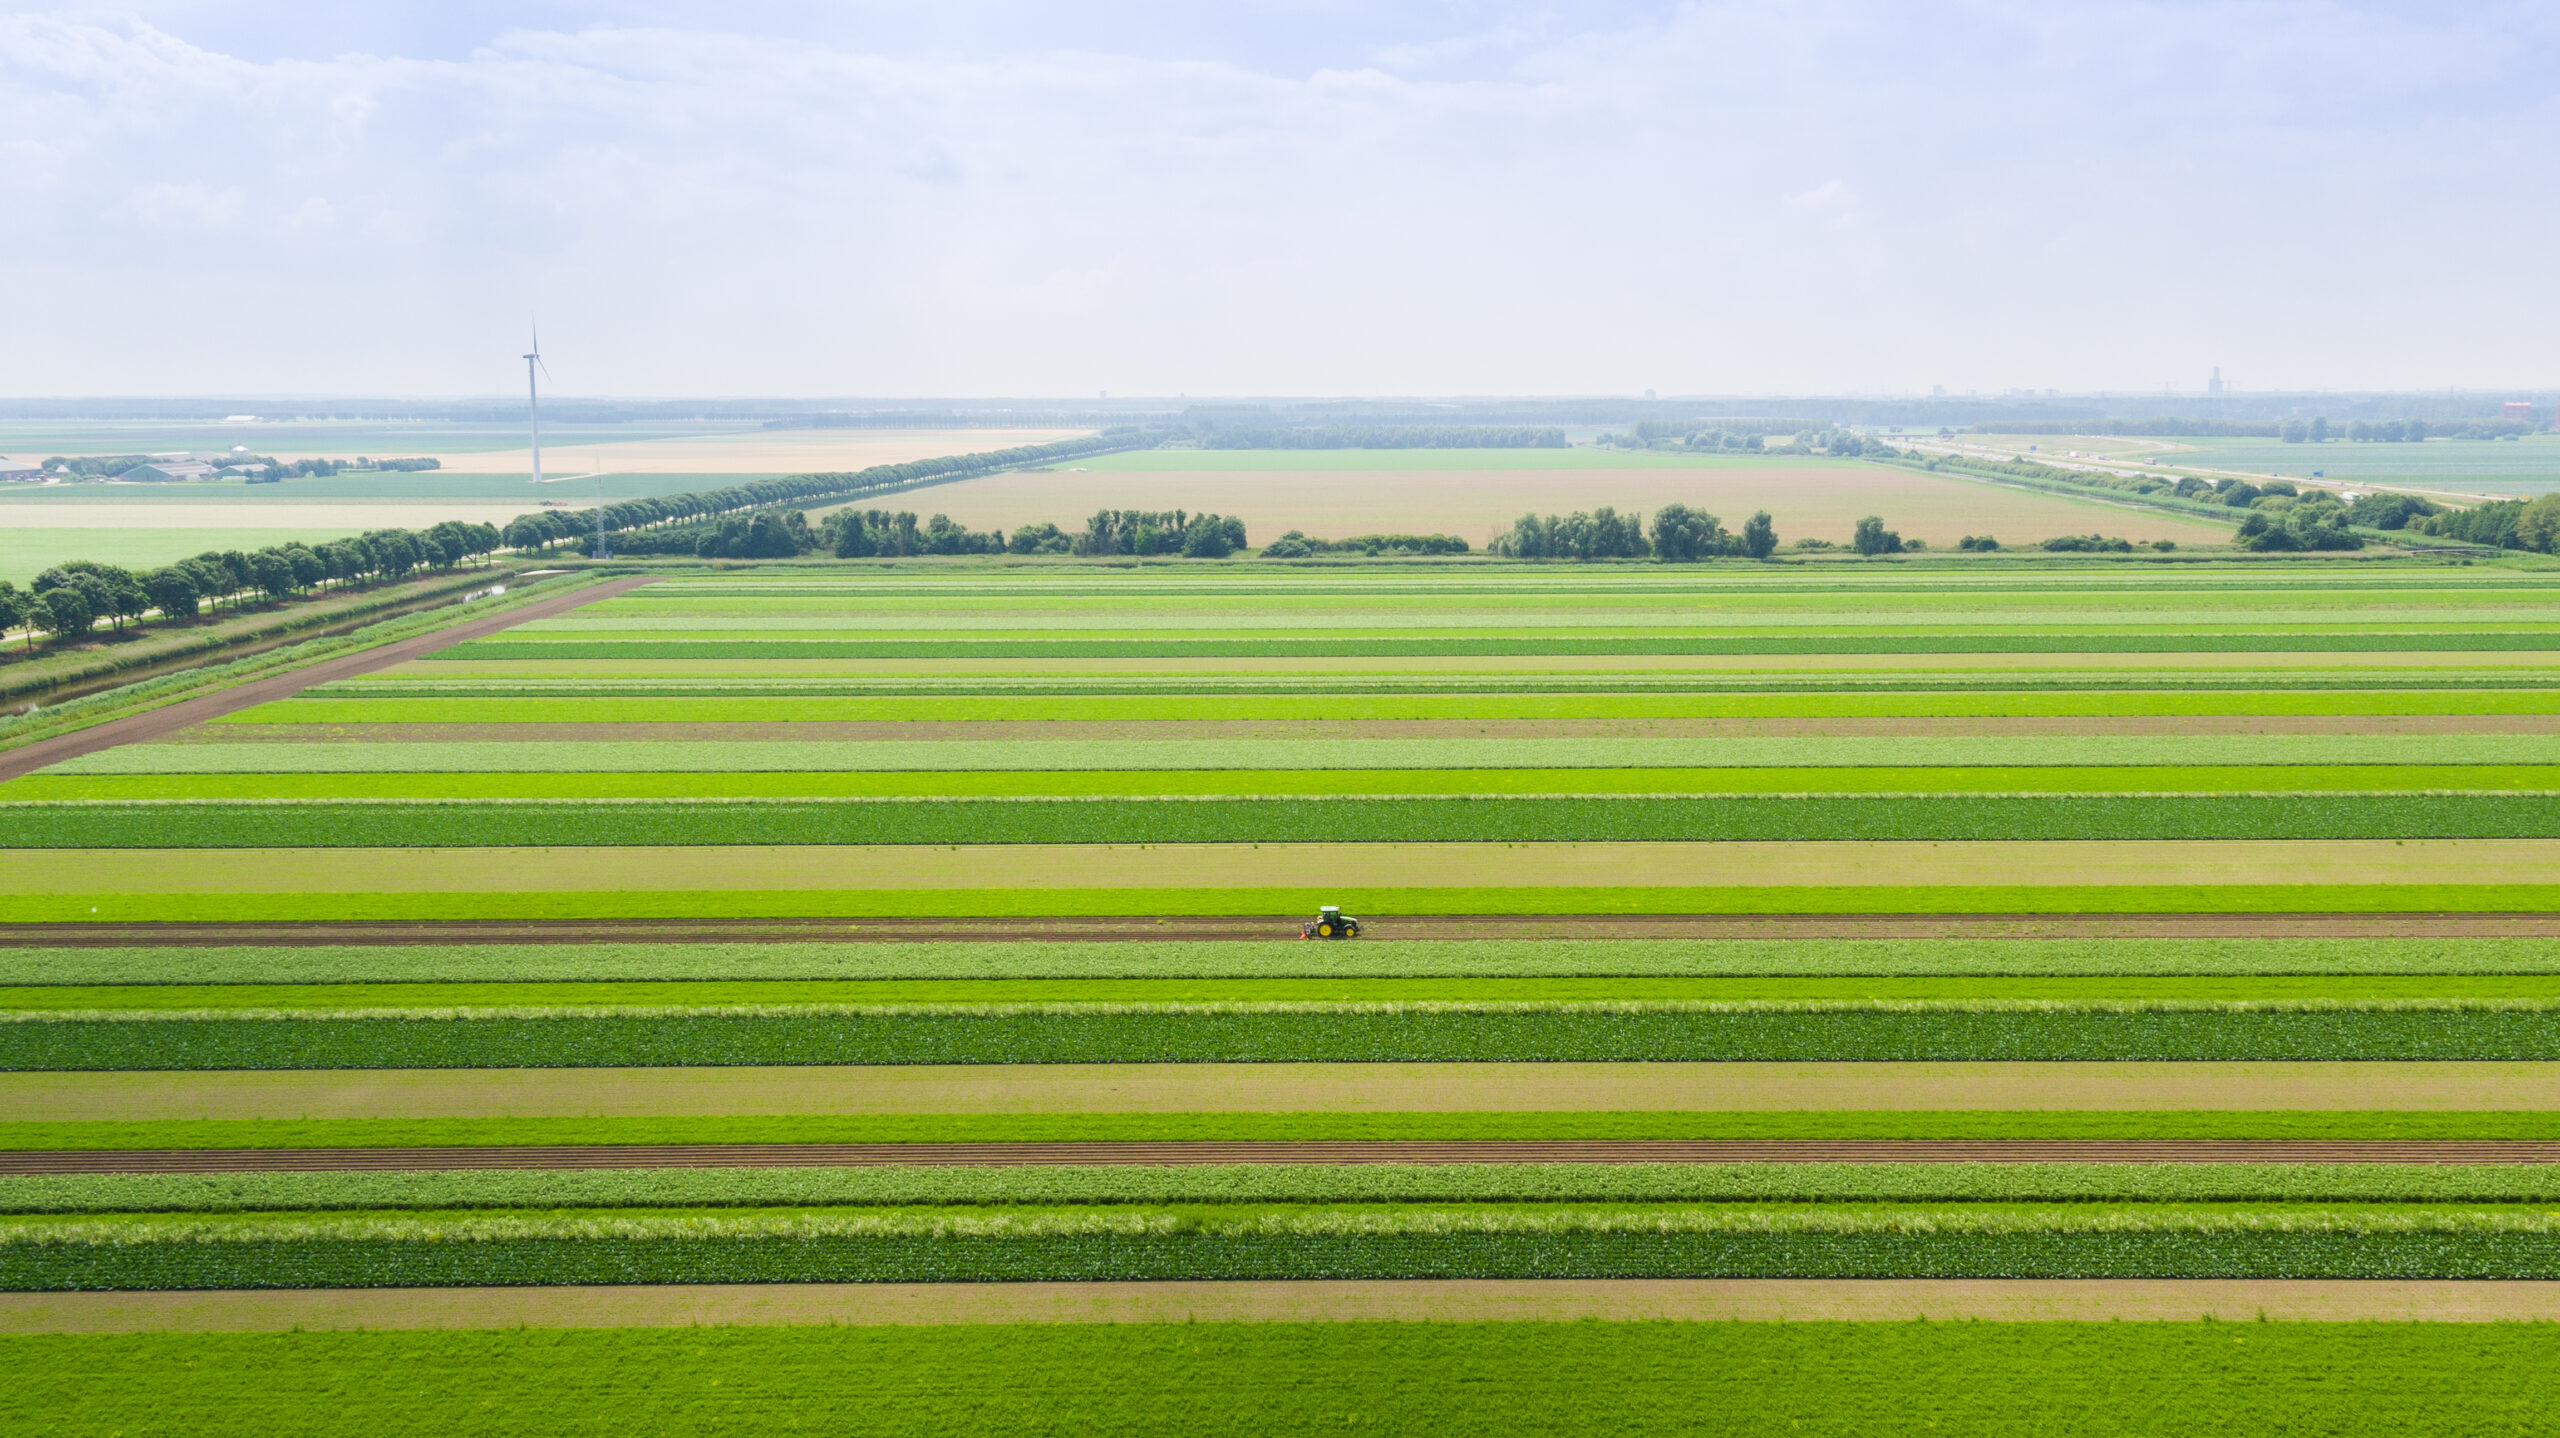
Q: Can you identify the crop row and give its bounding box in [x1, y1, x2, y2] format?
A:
[40, 766, 2560, 805]
[18, 1108, 2560, 1152]
[16, 1163, 2560, 1215]
[13, 936, 2560, 986]
[441, 633, 2560, 659]
[18, 884, 2560, 925]
[16, 794, 2560, 848]
[233, 687, 2560, 724]
[25, 975, 2560, 1014]
[11, 1004, 2560, 1068]
[65, 734, 2560, 772]
[11, 1206, 2560, 1289]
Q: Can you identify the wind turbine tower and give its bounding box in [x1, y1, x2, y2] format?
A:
[524, 328, 545, 486]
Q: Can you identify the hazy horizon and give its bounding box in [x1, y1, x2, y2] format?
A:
[7, 2, 2556, 398]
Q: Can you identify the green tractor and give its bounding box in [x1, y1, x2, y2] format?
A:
[1300, 905, 1361, 940]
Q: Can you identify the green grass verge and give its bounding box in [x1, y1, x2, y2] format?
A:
[15, 884, 2560, 923]
[16, 1163, 2560, 1215]
[9, 1004, 2560, 1069]
[14, 937, 2560, 985]
[8, 1111, 2559, 1151]
[19, 794, 2560, 849]
[15, 1325, 2557, 1438]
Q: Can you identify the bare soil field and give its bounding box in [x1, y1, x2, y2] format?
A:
[13, 839, 2560, 895]
[860, 463, 2232, 548]
[9, 1278, 2559, 1332]
[186, 714, 2560, 744]
[427, 428, 1089, 476]
[10, 1062, 2556, 1122]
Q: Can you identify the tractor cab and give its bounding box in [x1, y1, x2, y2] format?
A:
[1300, 905, 1361, 940]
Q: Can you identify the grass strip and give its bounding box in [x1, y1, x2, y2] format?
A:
[440, 633, 2560, 659]
[20, 794, 2560, 849]
[15, 884, 2560, 923]
[226, 688, 2560, 723]
[15, 1163, 2560, 1215]
[31, 764, 2560, 802]
[8, 1111, 2560, 1151]
[21, 1324, 2560, 1438]
[8, 1005, 2559, 1069]
[16, 937, 2560, 985]
[19, 1324, 2555, 1437]
[58, 733, 2560, 771]
[22, 975, 2560, 1011]
[12, 1203, 2560, 1288]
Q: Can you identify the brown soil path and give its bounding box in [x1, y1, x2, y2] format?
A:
[9, 1279, 2560, 1331]
[10, 1139, 2560, 1173]
[0, 575, 655, 784]
[12, 1062, 2558, 1122]
[15, 913, 2560, 946]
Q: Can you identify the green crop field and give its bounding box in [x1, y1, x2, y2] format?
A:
[9, 552, 2560, 1424]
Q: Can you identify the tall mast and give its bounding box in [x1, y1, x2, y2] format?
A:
[524, 328, 543, 487]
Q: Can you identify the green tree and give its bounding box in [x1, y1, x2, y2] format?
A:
[1741, 511, 1778, 560]
[143, 567, 201, 620]
[2515, 494, 2560, 554]
[0, 582, 26, 650]
[250, 551, 298, 601]
[1851, 515, 1903, 556]
[1648, 504, 1728, 562]
[41, 586, 94, 641]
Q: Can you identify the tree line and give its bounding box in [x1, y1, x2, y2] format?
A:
[1193, 425, 1565, 450]
[1490, 505, 1778, 561]
[1260, 532, 1470, 557]
[0, 522, 503, 650]
[497, 431, 1149, 553]
[39, 454, 441, 479]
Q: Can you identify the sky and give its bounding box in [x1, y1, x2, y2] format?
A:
[4, 2, 2556, 398]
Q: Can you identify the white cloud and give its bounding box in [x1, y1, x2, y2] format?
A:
[0, 3, 2554, 395]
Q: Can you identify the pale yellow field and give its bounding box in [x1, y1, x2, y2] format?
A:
[858, 464, 2234, 547]
[418, 428, 1091, 476]
[8, 839, 2556, 894]
[9, 1061, 2552, 1122]
[13, 1278, 2559, 1332]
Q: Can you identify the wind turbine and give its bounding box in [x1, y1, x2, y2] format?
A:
[524, 326, 547, 487]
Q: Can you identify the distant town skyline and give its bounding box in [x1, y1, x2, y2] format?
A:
[4, 2, 2555, 397]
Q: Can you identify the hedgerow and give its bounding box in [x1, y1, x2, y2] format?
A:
[7, 1001, 2557, 1068]
[16, 793, 2560, 849]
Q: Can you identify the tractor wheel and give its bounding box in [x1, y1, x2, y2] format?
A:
[1317, 922, 1334, 938]
[1344, 920, 1359, 937]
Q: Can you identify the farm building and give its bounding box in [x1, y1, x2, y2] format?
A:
[0, 456, 44, 481]
[120, 459, 219, 481]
